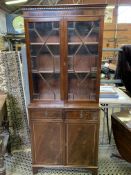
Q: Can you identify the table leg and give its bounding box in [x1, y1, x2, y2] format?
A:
[101, 104, 111, 144]
[102, 105, 106, 144]
[105, 105, 111, 144]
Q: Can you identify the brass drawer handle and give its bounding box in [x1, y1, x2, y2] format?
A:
[85, 112, 89, 117]
[80, 111, 84, 119]
[44, 111, 48, 117]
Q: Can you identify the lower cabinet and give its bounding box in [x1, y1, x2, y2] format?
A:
[31, 119, 64, 165]
[30, 108, 99, 174]
[65, 121, 98, 166]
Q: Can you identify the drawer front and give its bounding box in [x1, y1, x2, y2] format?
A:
[29, 109, 62, 119]
[65, 110, 98, 121]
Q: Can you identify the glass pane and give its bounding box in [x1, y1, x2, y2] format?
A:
[32, 73, 60, 100]
[29, 22, 59, 43]
[30, 45, 60, 72]
[68, 74, 96, 100]
[68, 21, 99, 43]
[67, 20, 100, 101]
[68, 55, 97, 72]
[28, 21, 60, 100]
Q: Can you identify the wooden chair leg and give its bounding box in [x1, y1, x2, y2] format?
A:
[32, 167, 38, 174]
[92, 169, 98, 175]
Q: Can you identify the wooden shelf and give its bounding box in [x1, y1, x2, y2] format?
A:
[31, 55, 60, 58]
[68, 27, 99, 31]
[68, 55, 98, 58]
[32, 70, 60, 74]
[68, 42, 98, 45]
[68, 70, 97, 73]
[30, 42, 60, 45]
[30, 42, 98, 46]
[32, 70, 97, 74]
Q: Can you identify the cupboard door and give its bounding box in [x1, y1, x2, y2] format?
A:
[25, 19, 62, 101]
[65, 121, 98, 166]
[65, 17, 102, 102]
[31, 119, 64, 165]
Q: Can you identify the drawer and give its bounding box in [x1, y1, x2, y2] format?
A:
[65, 110, 98, 120]
[29, 109, 62, 119]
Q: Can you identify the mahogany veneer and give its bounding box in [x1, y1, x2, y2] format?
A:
[22, 4, 106, 175]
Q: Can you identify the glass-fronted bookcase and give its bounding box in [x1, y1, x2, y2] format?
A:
[22, 4, 106, 175]
[26, 16, 102, 102]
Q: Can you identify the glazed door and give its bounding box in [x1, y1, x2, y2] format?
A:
[64, 17, 102, 102]
[31, 119, 64, 165]
[25, 18, 63, 101]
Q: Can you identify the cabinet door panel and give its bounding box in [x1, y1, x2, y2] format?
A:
[65, 122, 98, 166]
[66, 17, 101, 102]
[26, 19, 62, 100]
[31, 120, 64, 165]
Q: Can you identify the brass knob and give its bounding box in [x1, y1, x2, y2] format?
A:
[80, 111, 83, 119]
[44, 111, 48, 117]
